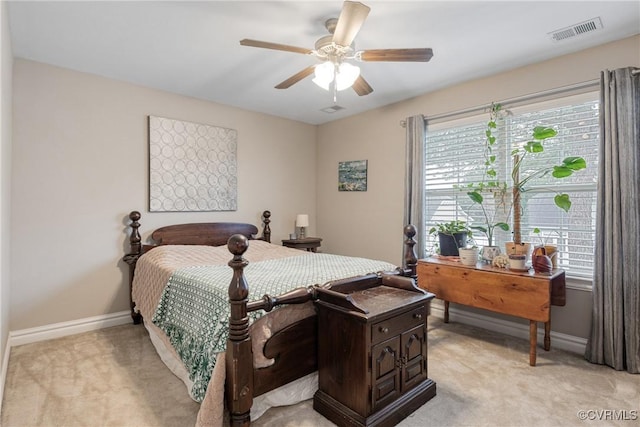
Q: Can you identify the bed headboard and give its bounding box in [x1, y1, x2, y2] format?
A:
[127, 210, 271, 251]
[151, 222, 260, 246]
[123, 210, 272, 323]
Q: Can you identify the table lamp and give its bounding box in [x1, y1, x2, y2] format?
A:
[296, 214, 309, 239]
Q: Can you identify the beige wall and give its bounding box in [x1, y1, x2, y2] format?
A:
[316, 35, 640, 339]
[1, 0, 14, 396]
[10, 59, 317, 331]
[8, 35, 640, 340]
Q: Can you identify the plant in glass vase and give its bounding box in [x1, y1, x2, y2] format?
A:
[458, 103, 510, 262]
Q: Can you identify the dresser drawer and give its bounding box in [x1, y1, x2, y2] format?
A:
[371, 305, 425, 345]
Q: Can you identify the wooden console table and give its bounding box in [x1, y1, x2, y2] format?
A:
[417, 257, 566, 366]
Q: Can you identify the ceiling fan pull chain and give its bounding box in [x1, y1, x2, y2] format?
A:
[333, 65, 338, 103]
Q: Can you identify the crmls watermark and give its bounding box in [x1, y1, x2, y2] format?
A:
[577, 409, 639, 421]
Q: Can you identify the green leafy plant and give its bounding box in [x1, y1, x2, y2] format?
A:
[531, 227, 560, 247]
[461, 103, 588, 246]
[510, 124, 587, 243]
[428, 220, 473, 254]
[458, 103, 510, 247]
[428, 220, 472, 236]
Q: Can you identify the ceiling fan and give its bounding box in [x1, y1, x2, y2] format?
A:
[239, 1, 433, 99]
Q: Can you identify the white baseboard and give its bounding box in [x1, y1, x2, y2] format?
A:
[429, 304, 587, 355]
[7, 310, 132, 348]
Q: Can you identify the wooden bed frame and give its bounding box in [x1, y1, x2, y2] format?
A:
[123, 210, 420, 426]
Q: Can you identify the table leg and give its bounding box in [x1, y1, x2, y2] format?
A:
[444, 301, 450, 323]
[544, 321, 551, 351]
[529, 320, 537, 366]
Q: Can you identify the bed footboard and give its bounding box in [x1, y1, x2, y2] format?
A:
[253, 316, 317, 396]
[226, 234, 321, 426]
[224, 225, 420, 426]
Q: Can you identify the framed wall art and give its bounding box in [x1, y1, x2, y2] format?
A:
[148, 115, 237, 212]
[338, 160, 368, 191]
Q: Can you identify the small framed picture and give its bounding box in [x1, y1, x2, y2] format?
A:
[338, 160, 367, 192]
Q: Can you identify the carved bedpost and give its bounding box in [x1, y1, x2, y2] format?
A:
[261, 210, 271, 243]
[403, 224, 418, 281]
[123, 211, 143, 324]
[226, 234, 253, 427]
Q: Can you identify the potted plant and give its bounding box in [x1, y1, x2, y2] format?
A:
[458, 241, 480, 266]
[506, 123, 586, 259]
[460, 103, 587, 262]
[458, 103, 510, 262]
[531, 227, 559, 268]
[428, 220, 472, 257]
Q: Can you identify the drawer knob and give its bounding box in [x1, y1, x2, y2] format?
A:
[379, 327, 389, 334]
[414, 313, 423, 320]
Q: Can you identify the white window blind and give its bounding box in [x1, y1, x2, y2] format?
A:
[425, 92, 599, 279]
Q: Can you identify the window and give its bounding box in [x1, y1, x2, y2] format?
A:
[425, 92, 599, 279]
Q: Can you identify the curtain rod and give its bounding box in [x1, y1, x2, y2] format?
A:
[424, 79, 599, 123]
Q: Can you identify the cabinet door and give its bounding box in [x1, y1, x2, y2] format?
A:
[371, 336, 400, 411]
[401, 324, 427, 392]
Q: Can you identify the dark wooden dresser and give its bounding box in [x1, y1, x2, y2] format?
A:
[313, 275, 437, 427]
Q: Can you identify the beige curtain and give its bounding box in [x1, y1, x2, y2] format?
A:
[585, 67, 639, 373]
[404, 115, 426, 259]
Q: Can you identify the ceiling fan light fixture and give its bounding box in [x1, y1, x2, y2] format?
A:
[335, 62, 360, 91]
[313, 61, 360, 91]
[312, 61, 334, 90]
[240, 1, 433, 97]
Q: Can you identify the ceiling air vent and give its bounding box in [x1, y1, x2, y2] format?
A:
[321, 105, 345, 113]
[548, 17, 603, 42]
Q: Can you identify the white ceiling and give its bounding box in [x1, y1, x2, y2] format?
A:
[7, 1, 640, 125]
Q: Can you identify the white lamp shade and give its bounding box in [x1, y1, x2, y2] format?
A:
[312, 61, 360, 91]
[295, 214, 309, 227]
[312, 62, 334, 90]
[335, 62, 360, 91]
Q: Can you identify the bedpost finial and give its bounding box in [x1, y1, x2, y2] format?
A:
[261, 210, 272, 243]
[128, 211, 142, 255]
[404, 224, 416, 239]
[403, 224, 418, 280]
[228, 234, 249, 256]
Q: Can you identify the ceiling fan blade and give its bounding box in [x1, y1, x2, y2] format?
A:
[360, 48, 434, 62]
[352, 75, 373, 96]
[275, 66, 316, 89]
[240, 39, 312, 55]
[332, 1, 371, 47]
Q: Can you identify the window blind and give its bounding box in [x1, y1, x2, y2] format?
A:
[425, 93, 599, 279]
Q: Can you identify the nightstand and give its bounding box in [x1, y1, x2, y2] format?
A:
[313, 274, 437, 427]
[281, 237, 322, 252]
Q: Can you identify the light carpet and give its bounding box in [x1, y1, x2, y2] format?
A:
[2, 317, 638, 427]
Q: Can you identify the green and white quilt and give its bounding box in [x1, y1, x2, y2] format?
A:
[152, 252, 397, 402]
